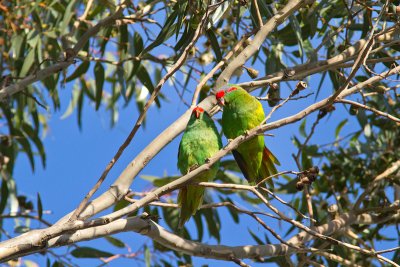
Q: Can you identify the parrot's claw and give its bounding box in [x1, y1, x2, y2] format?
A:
[244, 130, 250, 136]
[227, 138, 233, 143]
[205, 158, 211, 163]
[189, 164, 199, 172]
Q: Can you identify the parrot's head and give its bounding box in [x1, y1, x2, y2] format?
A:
[215, 86, 238, 106]
[192, 106, 204, 119]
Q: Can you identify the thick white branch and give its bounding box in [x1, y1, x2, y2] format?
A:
[2, 211, 398, 263]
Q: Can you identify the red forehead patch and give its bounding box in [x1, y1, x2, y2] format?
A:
[193, 106, 204, 113]
[227, 87, 237, 92]
[216, 90, 225, 99]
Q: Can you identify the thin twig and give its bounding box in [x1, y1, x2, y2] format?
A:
[256, 92, 313, 101]
[336, 99, 400, 123]
[0, 213, 52, 227]
[376, 246, 400, 254]
[252, 0, 263, 27]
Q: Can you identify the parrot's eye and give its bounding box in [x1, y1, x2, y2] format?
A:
[227, 87, 237, 92]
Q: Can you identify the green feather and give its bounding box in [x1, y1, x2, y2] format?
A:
[177, 109, 222, 228]
[221, 86, 280, 185]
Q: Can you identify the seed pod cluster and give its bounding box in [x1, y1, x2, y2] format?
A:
[295, 166, 319, 191]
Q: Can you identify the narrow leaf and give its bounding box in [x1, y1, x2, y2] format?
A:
[335, 119, 348, 139]
[37, 192, 43, 219]
[94, 62, 105, 110]
[141, 10, 178, 54]
[0, 180, 9, 214]
[206, 29, 222, 62]
[104, 236, 125, 248]
[66, 61, 90, 82]
[71, 247, 113, 258]
[145, 245, 151, 267]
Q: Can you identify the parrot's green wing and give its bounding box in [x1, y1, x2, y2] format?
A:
[221, 86, 280, 185]
[177, 110, 222, 228]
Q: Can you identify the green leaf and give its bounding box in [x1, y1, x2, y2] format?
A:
[71, 247, 113, 258]
[113, 199, 130, 212]
[94, 62, 105, 110]
[220, 196, 239, 223]
[60, 0, 78, 34]
[299, 119, 307, 138]
[289, 15, 304, 60]
[137, 65, 161, 107]
[193, 212, 204, 241]
[206, 29, 222, 62]
[117, 65, 127, 102]
[176, 1, 188, 39]
[209, 1, 230, 27]
[248, 228, 264, 245]
[133, 32, 144, 56]
[66, 61, 90, 82]
[14, 226, 30, 233]
[51, 261, 64, 267]
[104, 236, 125, 248]
[315, 71, 327, 100]
[203, 208, 220, 242]
[0, 180, 9, 214]
[335, 119, 348, 139]
[11, 34, 26, 60]
[22, 123, 46, 168]
[20, 49, 36, 77]
[61, 86, 80, 119]
[137, 65, 154, 93]
[14, 129, 35, 171]
[141, 10, 178, 54]
[37, 192, 43, 219]
[77, 84, 84, 129]
[119, 24, 128, 52]
[174, 24, 193, 52]
[145, 245, 151, 267]
[31, 10, 43, 32]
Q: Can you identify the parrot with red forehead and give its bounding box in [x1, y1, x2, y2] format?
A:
[177, 106, 222, 228]
[215, 85, 280, 185]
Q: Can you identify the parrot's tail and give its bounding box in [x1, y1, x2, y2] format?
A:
[259, 146, 280, 185]
[177, 185, 205, 229]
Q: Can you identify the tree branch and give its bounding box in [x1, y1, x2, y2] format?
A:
[2, 211, 398, 264]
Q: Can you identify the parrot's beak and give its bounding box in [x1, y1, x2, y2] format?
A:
[195, 109, 201, 119]
[217, 98, 225, 106]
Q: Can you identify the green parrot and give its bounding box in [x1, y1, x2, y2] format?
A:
[177, 106, 222, 228]
[215, 85, 280, 185]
